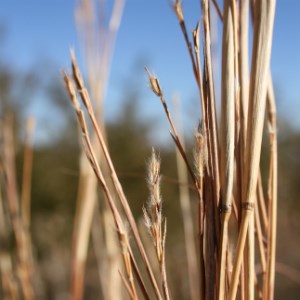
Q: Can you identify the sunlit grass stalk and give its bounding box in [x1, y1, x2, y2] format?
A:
[218, 1, 235, 299]
[71, 1, 125, 298]
[66, 58, 162, 299]
[254, 200, 267, 275]
[228, 0, 276, 299]
[173, 98, 199, 300]
[63, 73, 141, 300]
[144, 67, 197, 189]
[194, 128, 206, 300]
[257, 172, 268, 234]
[263, 76, 278, 300]
[201, 0, 221, 248]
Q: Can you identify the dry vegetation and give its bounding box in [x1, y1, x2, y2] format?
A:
[1, 0, 294, 299]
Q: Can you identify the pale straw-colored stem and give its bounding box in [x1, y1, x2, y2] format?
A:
[73, 1, 125, 298]
[68, 60, 163, 299]
[228, 1, 276, 299]
[173, 97, 199, 300]
[254, 201, 266, 273]
[64, 71, 159, 299]
[264, 75, 278, 300]
[257, 172, 268, 234]
[218, 0, 235, 298]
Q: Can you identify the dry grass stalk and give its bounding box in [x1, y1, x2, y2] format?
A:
[173, 97, 199, 300]
[71, 1, 125, 299]
[218, 0, 235, 299]
[143, 149, 170, 300]
[145, 67, 197, 188]
[257, 173, 268, 234]
[2, 116, 34, 300]
[211, 0, 223, 21]
[201, 0, 221, 245]
[118, 227, 138, 300]
[64, 72, 141, 300]
[254, 200, 266, 275]
[263, 76, 278, 300]
[228, 0, 276, 299]
[194, 128, 207, 300]
[64, 63, 162, 299]
[21, 117, 35, 228]
[173, 0, 198, 81]
[64, 0, 279, 298]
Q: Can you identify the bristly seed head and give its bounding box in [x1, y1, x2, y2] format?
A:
[145, 66, 162, 97]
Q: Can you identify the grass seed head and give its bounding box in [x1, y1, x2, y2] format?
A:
[145, 67, 162, 97]
[173, 0, 184, 22]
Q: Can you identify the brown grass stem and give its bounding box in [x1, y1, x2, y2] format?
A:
[202, 0, 221, 246]
[21, 117, 35, 229]
[212, 0, 223, 21]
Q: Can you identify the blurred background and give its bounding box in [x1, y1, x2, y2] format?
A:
[0, 0, 299, 299]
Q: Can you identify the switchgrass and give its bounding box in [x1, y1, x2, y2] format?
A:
[63, 0, 278, 299]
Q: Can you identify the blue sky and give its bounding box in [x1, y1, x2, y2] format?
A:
[0, 0, 299, 143]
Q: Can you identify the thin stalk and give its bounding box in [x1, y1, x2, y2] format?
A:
[21, 118, 35, 228]
[264, 76, 278, 300]
[2, 117, 34, 300]
[65, 66, 162, 299]
[194, 129, 206, 300]
[72, 1, 125, 298]
[202, 0, 221, 245]
[64, 74, 144, 299]
[173, 1, 198, 81]
[173, 98, 199, 300]
[119, 271, 137, 300]
[254, 201, 266, 272]
[212, 0, 223, 21]
[218, 0, 235, 299]
[257, 172, 268, 234]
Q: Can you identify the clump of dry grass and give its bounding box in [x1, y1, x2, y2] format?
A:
[63, 0, 279, 299]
